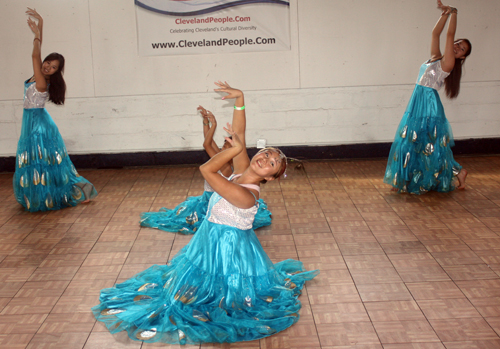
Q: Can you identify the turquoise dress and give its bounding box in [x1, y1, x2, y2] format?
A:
[13, 80, 97, 211]
[140, 178, 272, 233]
[93, 178, 318, 344]
[384, 60, 462, 194]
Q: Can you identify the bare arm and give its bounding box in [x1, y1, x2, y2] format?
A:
[26, 8, 43, 43]
[26, 8, 47, 92]
[202, 115, 210, 138]
[200, 126, 256, 208]
[198, 106, 222, 152]
[441, 11, 458, 73]
[198, 106, 232, 177]
[203, 117, 219, 158]
[213, 81, 250, 174]
[433, 1, 457, 72]
[430, 11, 448, 61]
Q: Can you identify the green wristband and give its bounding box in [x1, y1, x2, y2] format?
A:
[234, 105, 245, 110]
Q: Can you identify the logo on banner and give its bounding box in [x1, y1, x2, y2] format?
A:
[135, 0, 291, 56]
[135, 0, 290, 16]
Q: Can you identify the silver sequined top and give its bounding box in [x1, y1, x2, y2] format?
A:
[24, 81, 48, 109]
[207, 174, 259, 230]
[207, 192, 258, 230]
[416, 60, 450, 91]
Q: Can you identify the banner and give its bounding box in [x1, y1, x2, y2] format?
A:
[135, 0, 290, 56]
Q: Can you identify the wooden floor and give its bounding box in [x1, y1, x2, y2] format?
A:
[1, 156, 500, 349]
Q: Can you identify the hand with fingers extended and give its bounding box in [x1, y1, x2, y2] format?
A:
[26, 7, 43, 39]
[27, 17, 40, 37]
[198, 105, 217, 127]
[197, 105, 209, 118]
[223, 123, 244, 150]
[214, 81, 243, 100]
[198, 105, 210, 122]
[26, 7, 43, 22]
[207, 113, 216, 127]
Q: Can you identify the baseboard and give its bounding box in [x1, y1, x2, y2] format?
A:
[1, 137, 499, 172]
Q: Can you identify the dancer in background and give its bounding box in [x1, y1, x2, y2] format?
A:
[200, 106, 233, 176]
[140, 106, 272, 234]
[13, 8, 97, 212]
[93, 82, 318, 345]
[384, 0, 471, 194]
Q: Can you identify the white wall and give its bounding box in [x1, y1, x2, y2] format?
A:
[1, 0, 499, 157]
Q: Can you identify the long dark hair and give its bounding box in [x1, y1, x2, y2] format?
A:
[43, 53, 66, 105]
[444, 39, 472, 99]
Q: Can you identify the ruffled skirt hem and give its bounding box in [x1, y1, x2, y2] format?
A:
[92, 221, 318, 344]
[13, 108, 97, 211]
[384, 84, 462, 194]
[140, 191, 212, 234]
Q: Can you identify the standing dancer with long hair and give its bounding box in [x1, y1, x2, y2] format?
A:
[384, 0, 471, 194]
[140, 106, 272, 234]
[13, 8, 97, 212]
[93, 82, 318, 344]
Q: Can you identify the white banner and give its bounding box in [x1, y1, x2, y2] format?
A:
[135, 0, 290, 56]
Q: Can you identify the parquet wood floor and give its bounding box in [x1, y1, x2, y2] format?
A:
[1, 156, 500, 348]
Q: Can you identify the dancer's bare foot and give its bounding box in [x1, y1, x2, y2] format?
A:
[391, 187, 398, 192]
[75, 183, 93, 204]
[457, 169, 468, 190]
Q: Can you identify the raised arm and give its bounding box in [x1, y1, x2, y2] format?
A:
[198, 106, 233, 177]
[202, 116, 219, 157]
[198, 106, 221, 154]
[440, 2, 458, 73]
[430, 2, 448, 61]
[432, 1, 458, 72]
[199, 125, 256, 209]
[201, 106, 211, 139]
[213, 81, 250, 173]
[26, 8, 47, 92]
[27, 7, 43, 42]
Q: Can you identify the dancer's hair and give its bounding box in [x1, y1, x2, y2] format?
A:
[43, 53, 66, 105]
[444, 39, 472, 99]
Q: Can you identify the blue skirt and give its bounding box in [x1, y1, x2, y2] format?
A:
[13, 108, 97, 212]
[140, 192, 272, 234]
[384, 84, 462, 194]
[92, 218, 318, 344]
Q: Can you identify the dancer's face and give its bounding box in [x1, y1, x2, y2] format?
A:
[453, 40, 470, 60]
[250, 149, 283, 181]
[41, 60, 60, 77]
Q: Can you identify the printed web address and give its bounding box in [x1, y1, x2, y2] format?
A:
[152, 37, 276, 49]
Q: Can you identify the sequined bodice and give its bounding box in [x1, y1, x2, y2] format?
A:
[207, 192, 258, 230]
[416, 60, 450, 91]
[24, 80, 48, 109]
